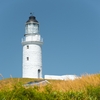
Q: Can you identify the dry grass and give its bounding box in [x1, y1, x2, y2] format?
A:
[0, 74, 100, 92]
[48, 74, 100, 91]
[0, 78, 40, 91]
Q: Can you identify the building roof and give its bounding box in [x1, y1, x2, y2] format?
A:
[26, 15, 38, 23]
[23, 80, 49, 87]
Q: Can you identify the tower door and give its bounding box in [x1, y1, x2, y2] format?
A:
[38, 69, 40, 78]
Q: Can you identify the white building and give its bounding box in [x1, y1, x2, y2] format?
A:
[22, 15, 43, 78]
[45, 75, 78, 80]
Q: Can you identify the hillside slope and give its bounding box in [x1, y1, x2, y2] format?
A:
[0, 74, 100, 99]
[0, 74, 100, 91]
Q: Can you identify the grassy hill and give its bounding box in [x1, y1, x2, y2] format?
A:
[0, 74, 100, 99]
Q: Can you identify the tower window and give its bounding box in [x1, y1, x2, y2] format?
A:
[27, 57, 29, 61]
[27, 45, 29, 49]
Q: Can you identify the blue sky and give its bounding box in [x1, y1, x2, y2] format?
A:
[0, 0, 100, 78]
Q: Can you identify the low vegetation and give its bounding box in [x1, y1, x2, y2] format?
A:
[0, 74, 100, 100]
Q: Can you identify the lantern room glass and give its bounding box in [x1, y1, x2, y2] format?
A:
[25, 23, 39, 34]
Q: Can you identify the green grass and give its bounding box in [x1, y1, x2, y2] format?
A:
[0, 74, 100, 100]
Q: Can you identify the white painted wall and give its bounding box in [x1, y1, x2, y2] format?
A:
[25, 35, 41, 41]
[44, 75, 78, 80]
[22, 30, 43, 78]
[22, 43, 42, 78]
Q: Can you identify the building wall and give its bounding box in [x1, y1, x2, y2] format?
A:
[22, 44, 42, 78]
[44, 75, 78, 80]
[25, 34, 42, 42]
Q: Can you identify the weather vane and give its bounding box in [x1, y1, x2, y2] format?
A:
[30, 12, 34, 16]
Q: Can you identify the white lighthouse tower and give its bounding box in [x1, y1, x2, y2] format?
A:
[22, 14, 43, 78]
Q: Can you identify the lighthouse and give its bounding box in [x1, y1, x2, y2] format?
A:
[22, 14, 43, 78]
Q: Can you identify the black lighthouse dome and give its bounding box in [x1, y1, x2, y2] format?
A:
[26, 14, 38, 23]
